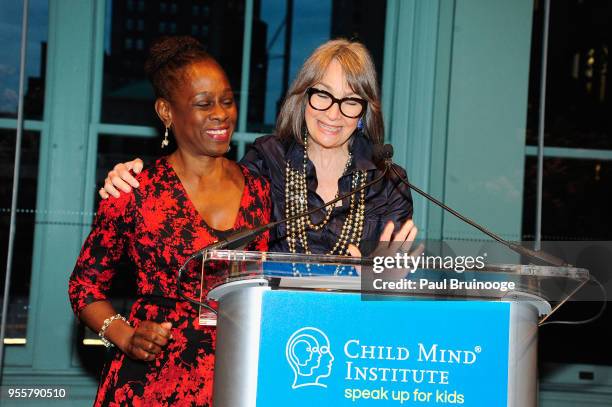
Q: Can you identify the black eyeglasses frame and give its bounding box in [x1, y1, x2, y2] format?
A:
[306, 87, 367, 119]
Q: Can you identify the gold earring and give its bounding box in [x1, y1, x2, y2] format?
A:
[161, 126, 170, 148]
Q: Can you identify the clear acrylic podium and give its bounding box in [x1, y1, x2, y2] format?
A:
[200, 250, 589, 407]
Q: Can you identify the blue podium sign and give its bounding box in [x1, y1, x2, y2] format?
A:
[256, 291, 510, 406]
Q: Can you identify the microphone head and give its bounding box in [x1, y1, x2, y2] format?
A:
[372, 144, 394, 161]
[372, 144, 385, 161]
[382, 144, 394, 159]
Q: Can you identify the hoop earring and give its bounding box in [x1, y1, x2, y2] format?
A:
[161, 126, 170, 148]
[226, 144, 231, 153]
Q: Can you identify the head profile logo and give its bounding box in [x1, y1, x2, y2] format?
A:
[285, 327, 335, 389]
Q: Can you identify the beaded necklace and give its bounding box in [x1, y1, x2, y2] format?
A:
[284, 135, 367, 256]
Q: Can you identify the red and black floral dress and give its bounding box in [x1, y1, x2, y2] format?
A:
[69, 157, 270, 406]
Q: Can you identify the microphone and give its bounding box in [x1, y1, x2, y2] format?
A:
[379, 144, 568, 267]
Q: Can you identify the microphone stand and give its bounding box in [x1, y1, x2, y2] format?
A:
[388, 165, 568, 267]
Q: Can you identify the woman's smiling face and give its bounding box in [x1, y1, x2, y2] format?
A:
[304, 59, 361, 151]
[168, 60, 237, 157]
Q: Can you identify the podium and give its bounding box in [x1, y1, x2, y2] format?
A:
[201, 250, 588, 407]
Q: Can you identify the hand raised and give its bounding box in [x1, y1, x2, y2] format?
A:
[99, 158, 144, 199]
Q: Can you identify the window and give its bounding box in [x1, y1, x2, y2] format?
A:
[0, 0, 48, 345]
[100, 0, 387, 153]
[0, 0, 48, 120]
[102, 0, 246, 126]
[523, 0, 612, 240]
[247, 0, 387, 133]
[524, 0, 612, 366]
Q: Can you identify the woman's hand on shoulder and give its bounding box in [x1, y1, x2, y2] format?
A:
[99, 158, 144, 199]
[121, 321, 173, 361]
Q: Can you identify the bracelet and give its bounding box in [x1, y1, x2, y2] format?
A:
[99, 314, 129, 348]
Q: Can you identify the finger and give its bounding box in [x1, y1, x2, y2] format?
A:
[104, 178, 121, 198]
[136, 322, 172, 345]
[132, 159, 144, 174]
[160, 322, 174, 340]
[393, 220, 415, 242]
[108, 173, 133, 193]
[116, 165, 140, 188]
[133, 336, 163, 354]
[406, 225, 418, 242]
[409, 242, 425, 258]
[379, 221, 395, 243]
[347, 244, 361, 258]
[127, 342, 153, 361]
[99, 187, 109, 200]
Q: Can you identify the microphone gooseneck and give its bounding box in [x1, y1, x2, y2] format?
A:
[380, 144, 567, 267]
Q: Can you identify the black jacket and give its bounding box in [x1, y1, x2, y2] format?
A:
[240, 134, 413, 255]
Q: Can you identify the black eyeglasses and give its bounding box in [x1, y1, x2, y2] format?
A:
[306, 87, 367, 118]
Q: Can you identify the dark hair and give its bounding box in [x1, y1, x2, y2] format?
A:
[276, 39, 384, 146]
[144, 36, 215, 100]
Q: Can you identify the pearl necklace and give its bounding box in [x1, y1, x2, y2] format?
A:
[284, 137, 367, 256]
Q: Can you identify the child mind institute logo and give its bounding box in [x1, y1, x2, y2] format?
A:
[285, 327, 335, 389]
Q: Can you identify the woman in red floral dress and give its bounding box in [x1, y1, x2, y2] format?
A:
[68, 37, 270, 406]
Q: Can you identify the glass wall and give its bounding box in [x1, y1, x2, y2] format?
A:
[523, 0, 611, 241]
[0, 0, 48, 343]
[523, 0, 612, 366]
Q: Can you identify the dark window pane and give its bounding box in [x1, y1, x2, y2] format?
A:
[247, 0, 386, 133]
[526, 0, 611, 149]
[522, 156, 612, 240]
[246, 0, 387, 133]
[0, 129, 40, 341]
[101, 0, 246, 126]
[0, 0, 48, 120]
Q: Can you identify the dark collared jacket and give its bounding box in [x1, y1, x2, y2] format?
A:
[240, 134, 413, 255]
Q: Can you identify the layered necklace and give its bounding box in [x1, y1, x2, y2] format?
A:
[284, 135, 367, 256]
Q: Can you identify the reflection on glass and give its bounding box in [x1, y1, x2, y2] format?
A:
[247, 0, 387, 133]
[522, 157, 612, 240]
[0, 130, 40, 341]
[0, 0, 48, 120]
[101, 0, 246, 126]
